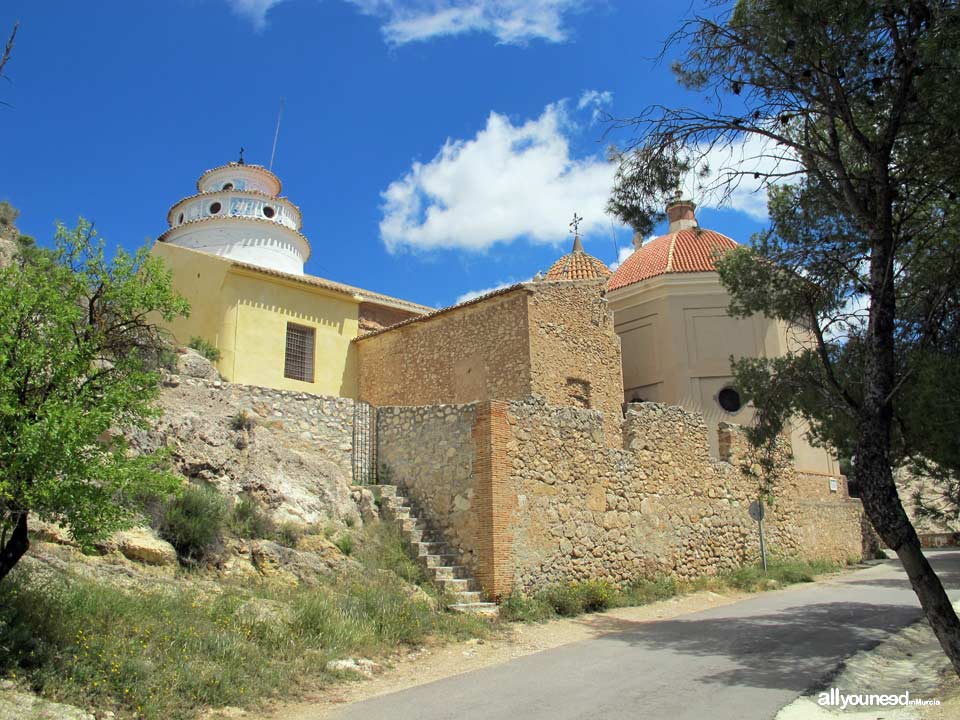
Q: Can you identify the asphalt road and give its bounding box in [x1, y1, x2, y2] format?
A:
[328, 550, 960, 720]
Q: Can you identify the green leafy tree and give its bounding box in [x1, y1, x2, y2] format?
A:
[0, 220, 190, 581]
[609, 0, 960, 673]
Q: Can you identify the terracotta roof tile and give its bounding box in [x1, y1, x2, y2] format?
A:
[607, 228, 738, 291]
[544, 250, 612, 281]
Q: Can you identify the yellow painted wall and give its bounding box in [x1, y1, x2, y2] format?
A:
[150, 243, 360, 397]
[610, 272, 838, 475]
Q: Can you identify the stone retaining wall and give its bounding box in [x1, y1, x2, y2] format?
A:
[376, 404, 481, 570]
[375, 396, 865, 598]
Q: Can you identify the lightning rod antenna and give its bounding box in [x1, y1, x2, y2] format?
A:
[269, 97, 285, 171]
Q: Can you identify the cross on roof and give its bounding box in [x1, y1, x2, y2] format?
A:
[569, 212, 583, 236]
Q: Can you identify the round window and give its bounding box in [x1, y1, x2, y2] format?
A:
[262, 205, 276, 219]
[209, 202, 222, 215]
[178, 212, 184, 224]
[222, 182, 234, 190]
[718, 387, 743, 413]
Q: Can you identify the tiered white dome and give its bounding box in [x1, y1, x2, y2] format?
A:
[159, 161, 311, 275]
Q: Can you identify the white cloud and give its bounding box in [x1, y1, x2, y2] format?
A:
[454, 280, 518, 305]
[224, 0, 592, 44]
[225, 0, 283, 29]
[684, 134, 800, 221]
[577, 89, 612, 123]
[380, 101, 619, 253]
[350, 0, 589, 44]
[608, 245, 633, 271]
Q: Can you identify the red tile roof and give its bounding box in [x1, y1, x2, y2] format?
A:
[545, 249, 612, 281]
[607, 228, 738, 291]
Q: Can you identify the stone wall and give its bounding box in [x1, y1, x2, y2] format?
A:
[376, 404, 482, 570]
[503, 400, 863, 593]
[356, 289, 533, 407]
[526, 280, 624, 443]
[355, 281, 625, 446]
[375, 395, 865, 599]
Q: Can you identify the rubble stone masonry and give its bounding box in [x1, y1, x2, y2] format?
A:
[356, 289, 533, 407]
[377, 396, 866, 599]
[356, 281, 625, 444]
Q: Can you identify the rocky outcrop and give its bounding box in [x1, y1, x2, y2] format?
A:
[0, 237, 16, 270]
[110, 528, 177, 566]
[132, 376, 360, 526]
[246, 538, 355, 585]
[0, 681, 94, 720]
[175, 347, 224, 381]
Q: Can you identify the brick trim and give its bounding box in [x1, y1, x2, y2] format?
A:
[471, 400, 516, 599]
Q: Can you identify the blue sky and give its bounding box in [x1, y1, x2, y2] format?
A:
[1, 0, 772, 308]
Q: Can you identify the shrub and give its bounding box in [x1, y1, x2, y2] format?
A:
[498, 591, 554, 623]
[275, 522, 303, 548]
[574, 580, 618, 612]
[159, 485, 227, 563]
[187, 336, 221, 362]
[621, 576, 678, 605]
[538, 584, 584, 617]
[354, 523, 428, 586]
[720, 558, 836, 592]
[228, 497, 275, 540]
[343, 515, 356, 529]
[334, 534, 354, 556]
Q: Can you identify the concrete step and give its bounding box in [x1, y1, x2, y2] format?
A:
[436, 577, 480, 593]
[448, 602, 499, 617]
[421, 553, 459, 569]
[400, 518, 426, 533]
[377, 485, 398, 498]
[412, 541, 449, 557]
[430, 565, 474, 580]
[406, 528, 424, 544]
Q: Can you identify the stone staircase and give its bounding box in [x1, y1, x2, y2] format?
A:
[376, 485, 498, 617]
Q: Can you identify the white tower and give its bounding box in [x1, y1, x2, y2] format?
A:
[159, 158, 311, 275]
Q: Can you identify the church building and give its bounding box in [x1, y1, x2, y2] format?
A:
[151, 161, 837, 475]
[151, 160, 430, 397]
[606, 197, 838, 475]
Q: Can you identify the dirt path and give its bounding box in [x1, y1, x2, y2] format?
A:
[251, 589, 750, 720]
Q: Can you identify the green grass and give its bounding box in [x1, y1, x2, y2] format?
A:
[0, 523, 492, 720]
[500, 558, 840, 623]
[187, 337, 221, 362]
[717, 557, 836, 592]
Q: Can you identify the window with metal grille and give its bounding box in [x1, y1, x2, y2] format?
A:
[284, 323, 315, 382]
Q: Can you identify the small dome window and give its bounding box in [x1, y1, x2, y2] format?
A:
[262, 205, 276, 219]
[178, 212, 184, 224]
[209, 202, 222, 215]
[222, 182, 234, 191]
[718, 387, 743, 414]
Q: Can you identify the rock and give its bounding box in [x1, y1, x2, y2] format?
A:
[248, 539, 353, 585]
[128, 380, 359, 527]
[0, 686, 95, 720]
[355, 488, 379, 524]
[176, 347, 223, 381]
[28, 517, 76, 547]
[324, 658, 380, 678]
[112, 528, 177, 566]
[0, 237, 17, 270]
